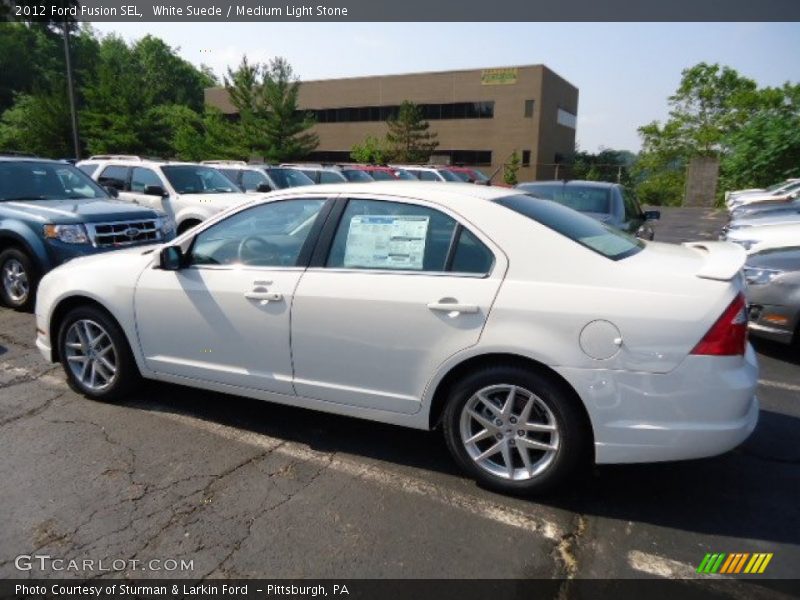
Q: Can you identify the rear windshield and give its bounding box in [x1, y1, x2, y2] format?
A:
[368, 170, 395, 181]
[495, 194, 644, 260]
[267, 168, 314, 188]
[341, 169, 374, 182]
[517, 183, 611, 214]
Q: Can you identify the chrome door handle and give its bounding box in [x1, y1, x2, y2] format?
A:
[244, 291, 283, 304]
[427, 301, 479, 314]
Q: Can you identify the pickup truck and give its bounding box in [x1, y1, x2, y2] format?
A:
[0, 157, 174, 309]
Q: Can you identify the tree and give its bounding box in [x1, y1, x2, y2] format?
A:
[632, 62, 790, 205]
[260, 58, 318, 162]
[503, 151, 521, 185]
[224, 56, 317, 161]
[385, 101, 438, 163]
[0, 92, 73, 157]
[720, 105, 800, 192]
[350, 135, 390, 164]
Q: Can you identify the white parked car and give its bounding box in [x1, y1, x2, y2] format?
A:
[77, 156, 254, 235]
[726, 182, 800, 210]
[201, 161, 315, 192]
[724, 221, 800, 254]
[724, 179, 800, 203]
[34, 183, 758, 494]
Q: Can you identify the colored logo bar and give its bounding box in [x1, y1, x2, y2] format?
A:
[697, 553, 773, 574]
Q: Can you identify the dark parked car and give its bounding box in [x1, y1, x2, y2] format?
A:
[0, 157, 174, 309]
[516, 180, 660, 240]
[744, 246, 800, 346]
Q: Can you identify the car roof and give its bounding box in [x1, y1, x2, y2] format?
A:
[519, 180, 619, 189]
[274, 180, 518, 205]
[0, 156, 67, 164]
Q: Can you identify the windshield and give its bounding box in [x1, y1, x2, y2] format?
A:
[438, 170, 461, 182]
[0, 161, 109, 201]
[394, 169, 416, 180]
[368, 169, 395, 181]
[161, 165, 239, 194]
[772, 181, 800, 196]
[342, 169, 374, 182]
[517, 183, 612, 214]
[449, 170, 472, 182]
[495, 194, 643, 260]
[266, 168, 314, 188]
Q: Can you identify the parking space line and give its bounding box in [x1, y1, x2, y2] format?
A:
[758, 379, 800, 393]
[157, 410, 563, 541]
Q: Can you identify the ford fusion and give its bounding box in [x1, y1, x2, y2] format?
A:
[34, 182, 758, 494]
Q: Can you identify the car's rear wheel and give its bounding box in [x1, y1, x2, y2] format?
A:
[442, 366, 588, 495]
[0, 248, 37, 311]
[58, 306, 141, 402]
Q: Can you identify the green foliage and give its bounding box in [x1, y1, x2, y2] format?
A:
[719, 104, 800, 192]
[0, 92, 73, 157]
[350, 135, 390, 164]
[503, 151, 521, 186]
[0, 23, 220, 159]
[634, 62, 799, 205]
[385, 101, 438, 163]
[224, 56, 318, 161]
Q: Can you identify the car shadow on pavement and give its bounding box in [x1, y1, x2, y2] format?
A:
[0, 344, 6, 357]
[539, 409, 800, 546]
[118, 383, 799, 547]
[750, 338, 800, 366]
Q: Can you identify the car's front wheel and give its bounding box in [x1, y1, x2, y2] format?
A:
[442, 366, 588, 495]
[57, 305, 141, 401]
[0, 248, 37, 310]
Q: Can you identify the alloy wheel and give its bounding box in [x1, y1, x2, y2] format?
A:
[64, 319, 118, 392]
[2, 258, 29, 304]
[459, 384, 560, 481]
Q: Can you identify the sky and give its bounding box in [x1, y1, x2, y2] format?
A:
[92, 22, 800, 153]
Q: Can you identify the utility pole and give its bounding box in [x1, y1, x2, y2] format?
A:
[62, 18, 81, 160]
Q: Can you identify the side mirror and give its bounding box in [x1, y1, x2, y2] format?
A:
[159, 246, 183, 271]
[644, 210, 661, 221]
[144, 184, 167, 197]
[256, 182, 272, 193]
[104, 185, 119, 198]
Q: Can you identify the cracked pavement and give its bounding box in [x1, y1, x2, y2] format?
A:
[0, 207, 798, 584]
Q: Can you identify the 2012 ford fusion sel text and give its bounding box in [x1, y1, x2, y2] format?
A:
[34, 182, 759, 494]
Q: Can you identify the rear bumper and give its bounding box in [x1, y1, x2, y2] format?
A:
[554, 345, 759, 464]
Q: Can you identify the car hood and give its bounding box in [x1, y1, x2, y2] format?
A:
[3, 199, 161, 223]
[730, 213, 800, 229]
[732, 192, 792, 205]
[746, 246, 800, 271]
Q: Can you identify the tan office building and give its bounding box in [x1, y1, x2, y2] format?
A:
[204, 64, 578, 181]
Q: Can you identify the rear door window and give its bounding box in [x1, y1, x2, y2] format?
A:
[97, 165, 129, 190]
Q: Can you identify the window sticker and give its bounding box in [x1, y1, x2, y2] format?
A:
[344, 215, 429, 270]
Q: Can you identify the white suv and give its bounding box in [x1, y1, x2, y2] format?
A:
[78, 156, 254, 235]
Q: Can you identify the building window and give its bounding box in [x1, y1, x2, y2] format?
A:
[522, 150, 531, 167]
[301, 101, 495, 124]
[556, 108, 577, 129]
[524, 100, 535, 118]
[432, 150, 493, 166]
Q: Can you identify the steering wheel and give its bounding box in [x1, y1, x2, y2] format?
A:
[237, 235, 282, 265]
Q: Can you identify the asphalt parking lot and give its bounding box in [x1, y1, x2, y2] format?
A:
[0, 206, 798, 588]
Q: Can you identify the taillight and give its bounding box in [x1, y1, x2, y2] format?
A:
[691, 293, 748, 356]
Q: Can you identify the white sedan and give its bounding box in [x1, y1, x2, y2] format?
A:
[34, 183, 758, 494]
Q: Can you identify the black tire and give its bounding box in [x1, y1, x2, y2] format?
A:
[0, 247, 38, 311]
[442, 365, 589, 495]
[177, 219, 201, 235]
[57, 305, 142, 402]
